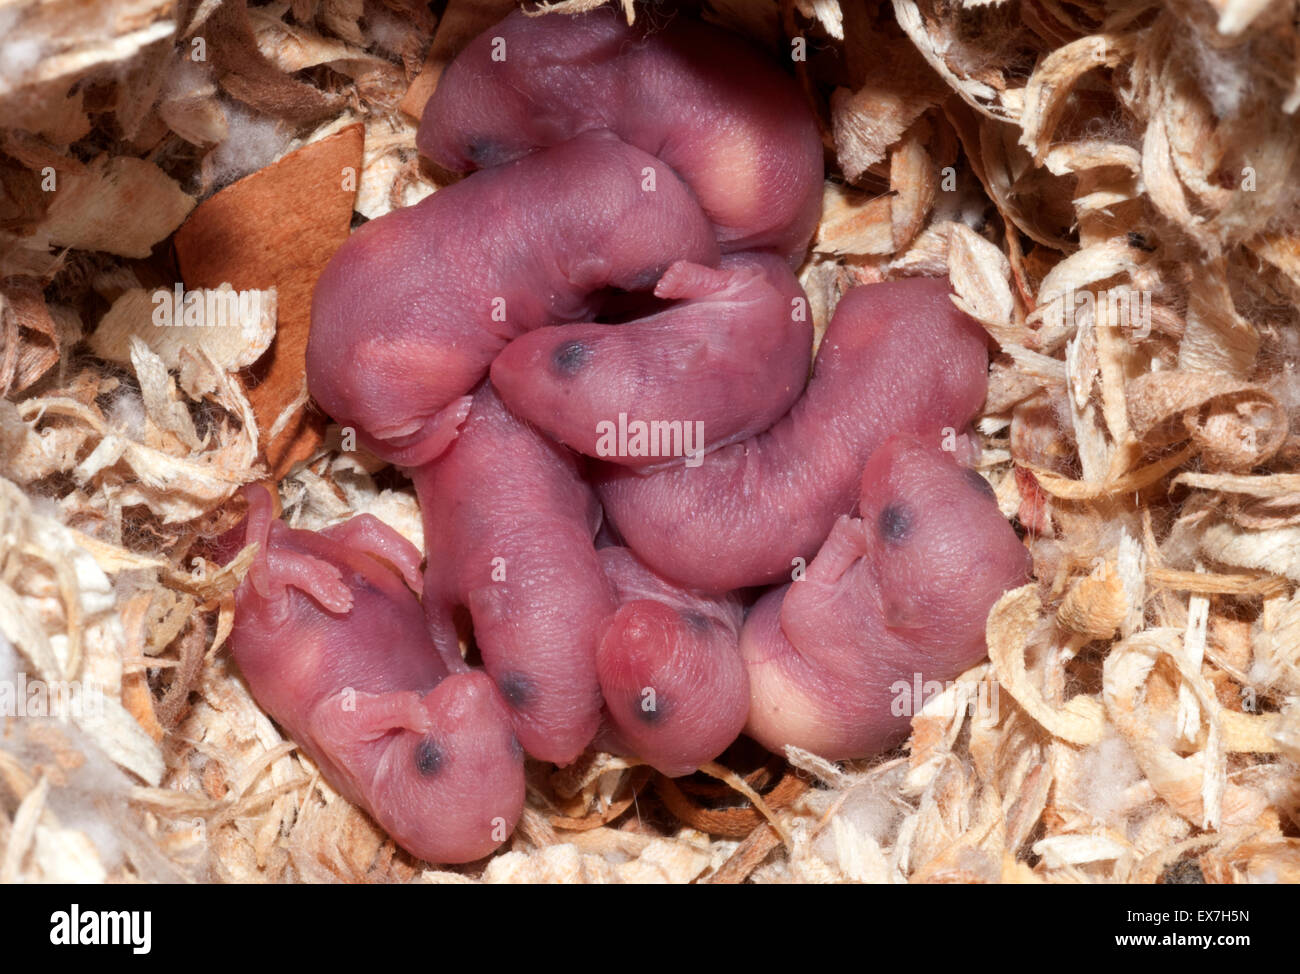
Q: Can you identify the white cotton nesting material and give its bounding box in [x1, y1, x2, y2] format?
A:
[0, 9, 42, 84]
[0, 37, 42, 79]
[810, 763, 909, 875]
[363, 5, 413, 59]
[0, 634, 131, 878]
[106, 386, 148, 441]
[1072, 724, 1146, 824]
[1183, 27, 1251, 120]
[205, 101, 294, 189]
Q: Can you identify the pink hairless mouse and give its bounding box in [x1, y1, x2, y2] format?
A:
[229, 486, 525, 863]
[594, 546, 749, 778]
[491, 252, 812, 469]
[740, 436, 1033, 760]
[413, 384, 616, 766]
[419, 6, 824, 261]
[596, 277, 993, 592]
[307, 129, 718, 468]
[229, 4, 1039, 869]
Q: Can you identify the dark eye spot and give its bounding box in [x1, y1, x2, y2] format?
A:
[878, 503, 913, 544]
[964, 467, 997, 502]
[552, 340, 590, 376]
[415, 737, 443, 777]
[636, 694, 667, 725]
[681, 611, 709, 632]
[498, 672, 533, 709]
[346, 571, 377, 595]
[623, 266, 661, 292]
[465, 138, 502, 167]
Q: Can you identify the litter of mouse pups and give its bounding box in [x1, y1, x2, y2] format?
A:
[2, 0, 1299, 883]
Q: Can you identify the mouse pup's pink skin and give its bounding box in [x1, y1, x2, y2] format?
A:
[739, 436, 1033, 761]
[308, 129, 718, 467]
[230, 485, 525, 864]
[419, 7, 824, 262]
[413, 385, 616, 765]
[595, 547, 748, 778]
[597, 277, 992, 592]
[491, 252, 812, 469]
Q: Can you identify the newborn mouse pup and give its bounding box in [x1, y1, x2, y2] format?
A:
[308, 130, 718, 467]
[491, 252, 812, 469]
[414, 385, 616, 765]
[230, 485, 525, 864]
[740, 436, 1033, 761]
[597, 277, 992, 592]
[420, 6, 823, 261]
[595, 546, 748, 777]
